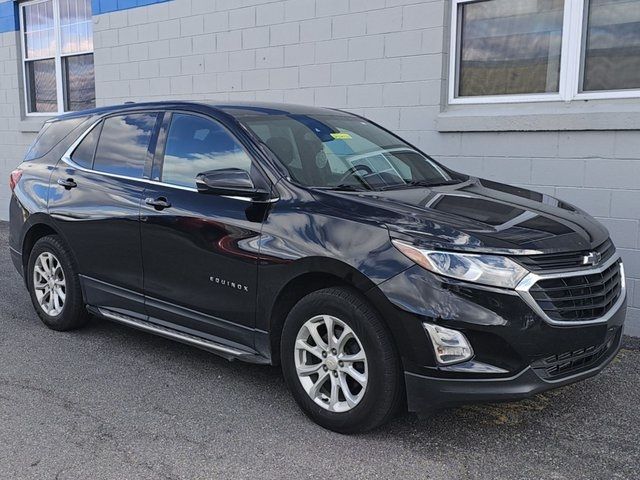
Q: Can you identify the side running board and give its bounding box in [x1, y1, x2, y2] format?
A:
[96, 307, 265, 363]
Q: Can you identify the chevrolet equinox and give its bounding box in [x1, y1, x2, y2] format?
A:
[9, 102, 627, 433]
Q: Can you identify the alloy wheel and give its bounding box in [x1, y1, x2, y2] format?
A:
[33, 252, 66, 317]
[294, 314, 368, 413]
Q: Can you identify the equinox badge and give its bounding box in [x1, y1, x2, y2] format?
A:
[210, 276, 249, 292]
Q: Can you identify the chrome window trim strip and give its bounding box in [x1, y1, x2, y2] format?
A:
[60, 117, 278, 202]
[515, 254, 626, 326]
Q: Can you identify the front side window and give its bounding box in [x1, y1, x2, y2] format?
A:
[161, 114, 253, 188]
[93, 114, 159, 178]
[20, 0, 95, 114]
[450, 0, 640, 103]
[242, 114, 460, 191]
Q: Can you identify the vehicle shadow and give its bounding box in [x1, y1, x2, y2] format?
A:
[78, 315, 635, 441]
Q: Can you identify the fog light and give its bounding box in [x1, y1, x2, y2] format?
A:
[423, 323, 474, 365]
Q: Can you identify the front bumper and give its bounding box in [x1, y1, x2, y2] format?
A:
[370, 263, 627, 412]
[404, 328, 622, 411]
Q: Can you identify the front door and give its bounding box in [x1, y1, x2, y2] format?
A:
[49, 112, 161, 315]
[140, 112, 271, 348]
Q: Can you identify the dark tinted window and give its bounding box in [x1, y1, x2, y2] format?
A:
[162, 114, 252, 188]
[71, 122, 101, 168]
[93, 113, 158, 178]
[64, 54, 96, 111]
[25, 116, 87, 160]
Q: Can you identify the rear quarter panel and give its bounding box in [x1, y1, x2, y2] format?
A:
[9, 158, 57, 258]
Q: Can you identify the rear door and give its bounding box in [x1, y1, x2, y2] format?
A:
[48, 111, 162, 315]
[140, 111, 271, 348]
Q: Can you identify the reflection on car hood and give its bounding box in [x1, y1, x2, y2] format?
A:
[312, 177, 609, 254]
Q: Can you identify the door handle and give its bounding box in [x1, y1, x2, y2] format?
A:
[145, 196, 172, 210]
[57, 178, 77, 189]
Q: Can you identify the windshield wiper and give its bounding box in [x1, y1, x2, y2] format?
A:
[377, 179, 462, 191]
[408, 179, 462, 187]
[320, 184, 371, 192]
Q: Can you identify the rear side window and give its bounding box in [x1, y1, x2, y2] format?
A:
[25, 116, 87, 160]
[71, 123, 102, 169]
[93, 113, 159, 178]
[161, 113, 252, 188]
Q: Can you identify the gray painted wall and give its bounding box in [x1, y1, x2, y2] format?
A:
[0, 0, 638, 333]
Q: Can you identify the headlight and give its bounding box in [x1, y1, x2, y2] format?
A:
[392, 239, 528, 289]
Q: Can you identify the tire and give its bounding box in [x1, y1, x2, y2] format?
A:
[26, 235, 89, 331]
[281, 287, 403, 434]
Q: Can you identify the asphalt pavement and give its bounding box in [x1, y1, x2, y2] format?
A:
[0, 222, 638, 479]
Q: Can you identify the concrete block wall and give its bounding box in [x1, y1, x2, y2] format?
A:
[0, 0, 637, 333]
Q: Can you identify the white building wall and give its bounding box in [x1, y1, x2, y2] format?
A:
[0, 0, 638, 333]
[0, 29, 35, 220]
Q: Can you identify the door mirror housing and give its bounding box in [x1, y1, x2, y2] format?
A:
[195, 168, 271, 201]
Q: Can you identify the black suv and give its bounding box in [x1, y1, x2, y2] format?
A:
[9, 102, 626, 433]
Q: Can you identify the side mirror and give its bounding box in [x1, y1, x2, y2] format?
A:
[195, 168, 271, 201]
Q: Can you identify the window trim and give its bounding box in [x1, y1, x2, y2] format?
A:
[448, 0, 640, 105]
[19, 0, 95, 117]
[62, 116, 201, 193]
[62, 109, 277, 201]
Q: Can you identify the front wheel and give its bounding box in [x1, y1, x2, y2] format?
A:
[281, 287, 403, 433]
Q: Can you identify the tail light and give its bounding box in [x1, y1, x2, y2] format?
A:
[9, 169, 23, 192]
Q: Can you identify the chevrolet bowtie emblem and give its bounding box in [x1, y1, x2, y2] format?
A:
[582, 251, 602, 266]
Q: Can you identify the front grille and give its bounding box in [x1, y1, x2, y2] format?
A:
[515, 239, 615, 272]
[528, 261, 622, 322]
[532, 331, 620, 379]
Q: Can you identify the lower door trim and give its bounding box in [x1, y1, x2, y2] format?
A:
[92, 306, 268, 364]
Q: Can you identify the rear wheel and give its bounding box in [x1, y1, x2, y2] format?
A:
[281, 287, 403, 433]
[27, 235, 89, 331]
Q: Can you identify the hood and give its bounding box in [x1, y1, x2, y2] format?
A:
[312, 178, 609, 255]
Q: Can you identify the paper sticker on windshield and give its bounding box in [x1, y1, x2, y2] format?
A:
[330, 132, 352, 140]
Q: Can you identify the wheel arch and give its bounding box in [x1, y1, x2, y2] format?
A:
[262, 258, 383, 366]
[22, 221, 58, 266]
[20, 216, 74, 276]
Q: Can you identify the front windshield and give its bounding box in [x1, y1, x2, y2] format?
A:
[241, 113, 461, 191]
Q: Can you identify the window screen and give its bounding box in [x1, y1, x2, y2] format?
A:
[21, 0, 95, 114]
[63, 54, 96, 111]
[582, 0, 640, 92]
[456, 0, 565, 97]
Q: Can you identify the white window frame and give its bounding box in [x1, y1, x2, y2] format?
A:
[448, 0, 640, 105]
[19, 0, 94, 117]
